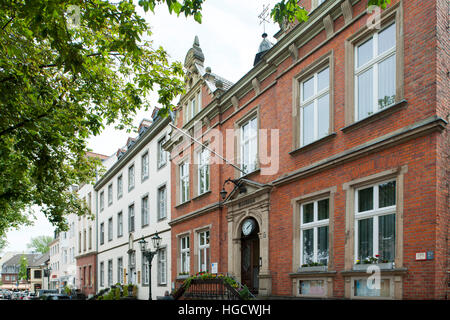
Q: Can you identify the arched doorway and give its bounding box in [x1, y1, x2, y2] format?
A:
[240, 217, 260, 294]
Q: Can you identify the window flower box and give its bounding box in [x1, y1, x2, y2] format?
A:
[297, 265, 328, 272]
[353, 262, 394, 271]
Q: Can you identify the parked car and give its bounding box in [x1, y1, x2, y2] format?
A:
[0, 289, 11, 300]
[37, 289, 58, 298]
[23, 292, 37, 300]
[42, 294, 71, 300]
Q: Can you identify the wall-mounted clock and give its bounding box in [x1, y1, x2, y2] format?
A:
[242, 218, 256, 236]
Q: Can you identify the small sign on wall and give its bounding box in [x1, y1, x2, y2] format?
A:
[415, 252, 426, 261]
[211, 262, 218, 274]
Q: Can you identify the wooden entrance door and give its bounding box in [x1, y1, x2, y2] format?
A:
[241, 235, 260, 294]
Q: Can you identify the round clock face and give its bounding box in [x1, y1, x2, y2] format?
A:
[242, 219, 256, 236]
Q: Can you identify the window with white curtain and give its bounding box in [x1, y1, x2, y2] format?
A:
[141, 151, 149, 180]
[300, 66, 330, 146]
[180, 162, 190, 203]
[198, 230, 210, 272]
[355, 22, 396, 120]
[180, 235, 190, 274]
[354, 180, 396, 263]
[198, 148, 210, 195]
[158, 185, 167, 220]
[240, 117, 258, 175]
[300, 198, 329, 266]
[158, 248, 167, 285]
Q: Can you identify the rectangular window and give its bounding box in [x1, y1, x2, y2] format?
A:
[128, 165, 135, 191]
[141, 195, 149, 227]
[117, 257, 123, 284]
[108, 260, 113, 287]
[355, 180, 396, 264]
[88, 227, 92, 250]
[198, 230, 210, 272]
[100, 191, 105, 211]
[128, 204, 135, 233]
[180, 162, 190, 203]
[300, 198, 329, 266]
[83, 230, 86, 252]
[108, 183, 113, 206]
[180, 236, 190, 274]
[300, 66, 330, 146]
[158, 137, 167, 168]
[190, 97, 196, 120]
[108, 217, 113, 241]
[353, 278, 391, 298]
[100, 223, 104, 245]
[299, 279, 326, 296]
[117, 211, 123, 237]
[117, 175, 123, 199]
[240, 117, 258, 175]
[142, 152, 149, 180]
[355, 23, 396, 121]
[142, 253, 149, 285]
[157, 185, 167, 220]
[198, 149, 210, 195]
[158, 248, 167, 285]
[100, 262, 104, 287]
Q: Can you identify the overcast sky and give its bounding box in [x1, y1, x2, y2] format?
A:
[2, 0, 281, 254]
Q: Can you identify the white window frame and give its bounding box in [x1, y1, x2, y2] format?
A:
[100, 223, 104, 245]
[99, 191, 105, 212]
[142, 253, 149, 285]
[198, 230, 210, 272]
[354, 22, 396, 121]
[117, 211, 123, 237]
[158, 248, 167, 285]
[354, 179, 396, 264]
[99, 262, 104, 287]
[128, 204, 135, 233]
[179, 162, 190, 203]
[240, 117, 258, 175]
[128, 164, 135, 191]
[299, 66, 330, 147]
[157, 185, 167, 220]
[157, 137, 167, 168]
[108, 217, 113, 241]
[141, 195, 149, 227]
[107, 260, 113, 287]
[117, 257, 123, 284]
[117, 175, 123, 199]
[180, 235, 190, 274]
[197, 148, 210, 195]
[300, 198, 330, 266]
[141, 151, 149, 181]
[108, 184, 113, 206]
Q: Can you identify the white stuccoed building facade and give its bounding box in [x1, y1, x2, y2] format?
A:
[94, 112, 171, 300]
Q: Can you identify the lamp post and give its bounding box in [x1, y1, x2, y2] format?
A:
[138, 232, 162, 300]
[44, 267, 52, 290]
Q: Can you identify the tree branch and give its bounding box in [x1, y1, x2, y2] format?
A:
[2, 16, 14, 31]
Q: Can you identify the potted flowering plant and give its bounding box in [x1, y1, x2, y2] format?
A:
[354, 255, 394, 270]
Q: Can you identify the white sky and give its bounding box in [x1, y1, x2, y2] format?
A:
[2, 0, 281, 254]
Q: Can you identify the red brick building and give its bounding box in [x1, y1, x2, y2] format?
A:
[166, 0, 449, 299]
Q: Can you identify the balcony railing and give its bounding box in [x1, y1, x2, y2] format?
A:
[172, 273, 255, 300]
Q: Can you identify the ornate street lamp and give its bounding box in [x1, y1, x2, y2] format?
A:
[220, 178, 247, 201]
[138, 232, 162, 300]
[44, 267, 52, 290]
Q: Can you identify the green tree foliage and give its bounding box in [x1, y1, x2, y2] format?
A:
[18, 254, 28, 280]
[0, 0, 185, 240]
[27, 235, 53, 254]
[0, 0, 390, 242]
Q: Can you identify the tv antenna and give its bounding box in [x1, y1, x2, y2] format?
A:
[258, 3, 271, 34]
